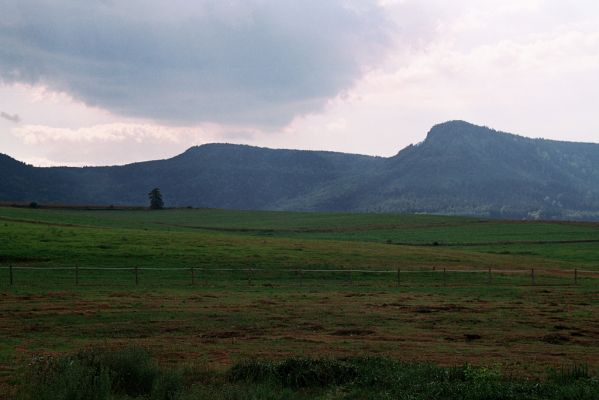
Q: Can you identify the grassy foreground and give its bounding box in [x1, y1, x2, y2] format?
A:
[2, 206, 599, 397]
[16, 347, 599, 400]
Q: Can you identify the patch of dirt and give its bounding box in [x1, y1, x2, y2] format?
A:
[415, 304, 469, 313]
[375, 302, 403, 308]
[255, 299, 279, 305]
[299, 323, 324, 332]
[201, 331, 244, 339]
[109, 292, 134, 298]
[541, 334, 571, 344]
[331, 328, 375, 337]
[464, 333, 482, 341]
[200, 328, 265, 340]
[26, 324, 44, 332]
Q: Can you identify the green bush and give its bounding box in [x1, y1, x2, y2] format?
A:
[231, 358, 360, 388]
[229, 359, 276, 383]
[100, 346, 159, 397]
[549, 364, 591, 384]
[276, 358, 359, 388]
[18, 354, 111, 400]
[151, 369, 184, 400]
[17, 347, 177, 400]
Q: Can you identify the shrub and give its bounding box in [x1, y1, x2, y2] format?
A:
[151, 369, 184, 400]
[18, 354, 111, 400]
[276, 358, 359, 388]
[18, 347, 164, 400]
[100, 346, 159, 397]
[230, 358, 359, 389]
[549, 364, 591, 384]
[229, 359, 276, 383]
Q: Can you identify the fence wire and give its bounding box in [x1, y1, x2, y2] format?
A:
[1, 265, 596, 289]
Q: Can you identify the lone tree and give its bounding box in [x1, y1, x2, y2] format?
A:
[148, 188, 164, 210]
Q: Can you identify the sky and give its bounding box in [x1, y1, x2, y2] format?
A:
[1, 0, 599, 166]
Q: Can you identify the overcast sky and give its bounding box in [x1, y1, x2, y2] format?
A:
[1, 0, 599, 166]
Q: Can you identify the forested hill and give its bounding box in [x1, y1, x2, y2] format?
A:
[2, 121, 599, 220]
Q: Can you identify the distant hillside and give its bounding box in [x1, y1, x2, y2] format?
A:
[370, 122, 599, 219]
[2, 121, 599, 220]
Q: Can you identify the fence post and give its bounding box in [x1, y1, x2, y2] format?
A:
[134, 266, 139, 286]
[574, 268, 578, 286]
[487, 267, 492, 284]
[396, 267, 400, 287]
[191, 267, 195, 285]
[531, 268, 535, 286]
[9, 265, 13, 286]
[75, 266, 79, 286]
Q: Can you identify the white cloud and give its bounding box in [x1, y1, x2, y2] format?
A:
[13, 123, 198, 144]
[274, 0, 599, 155]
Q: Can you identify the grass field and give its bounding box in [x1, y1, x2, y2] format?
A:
[2, 206, 599, 398]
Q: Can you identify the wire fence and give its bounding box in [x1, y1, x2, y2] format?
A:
[1, 265, 597, 289]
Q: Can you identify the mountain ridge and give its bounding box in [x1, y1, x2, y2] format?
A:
[2, 121, 599, 220]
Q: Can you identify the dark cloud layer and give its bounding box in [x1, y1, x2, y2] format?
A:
[0, 0, 392, 126]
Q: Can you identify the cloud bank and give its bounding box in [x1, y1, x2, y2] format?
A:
[2, 0, 599, 167]
[0, 0, 392, 127]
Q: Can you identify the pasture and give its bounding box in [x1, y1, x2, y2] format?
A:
[1, 206, 599, 397]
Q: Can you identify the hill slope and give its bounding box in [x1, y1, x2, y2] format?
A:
[2, 121, 599, 219]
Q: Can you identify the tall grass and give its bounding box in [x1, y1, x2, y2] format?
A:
[17, 347, 181, 400]
[17, 348, 599, 400]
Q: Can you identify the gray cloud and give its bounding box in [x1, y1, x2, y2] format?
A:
[1, 111, 20, 123]
[0, 0, 392, 127]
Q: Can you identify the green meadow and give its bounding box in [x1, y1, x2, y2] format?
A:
[1, 206, 599, 398]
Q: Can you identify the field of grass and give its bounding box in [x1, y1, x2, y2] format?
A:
[2, 206, 599, 398]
